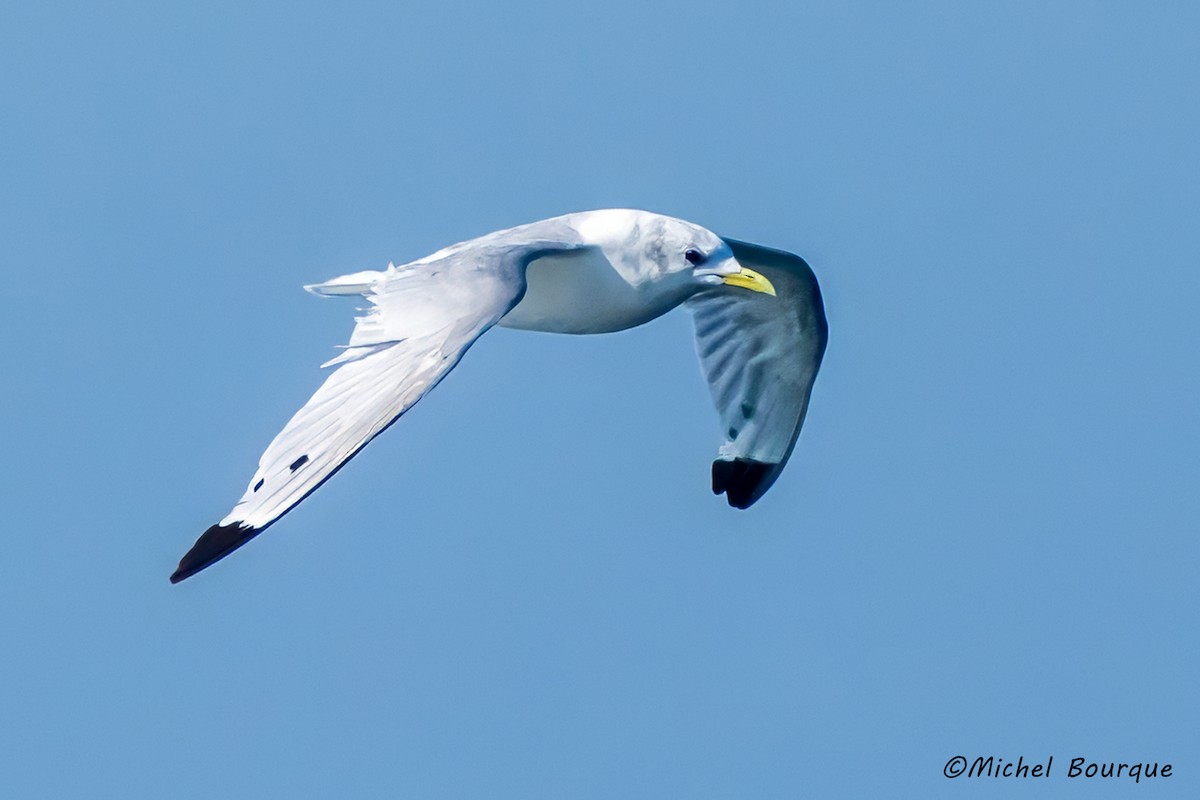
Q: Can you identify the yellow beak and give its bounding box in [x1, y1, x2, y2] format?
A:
[721, 267, 777, 296]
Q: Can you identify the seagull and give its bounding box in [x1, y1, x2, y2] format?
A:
[171, 209, 827, 583]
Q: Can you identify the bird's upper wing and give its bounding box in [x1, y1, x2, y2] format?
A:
[172, 235, 579, 583]
[687, 238, 828, 509]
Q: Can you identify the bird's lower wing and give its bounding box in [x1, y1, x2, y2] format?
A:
[171, 245, 539, 583]
[687, 238, 828, 508]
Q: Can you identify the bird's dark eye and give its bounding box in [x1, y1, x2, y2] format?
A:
[685, 249, 706, 266]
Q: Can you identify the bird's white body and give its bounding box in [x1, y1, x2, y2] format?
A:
[499, 210, 718, 334]
[171, 209, 827, 583]
[497, 249, 677, 333]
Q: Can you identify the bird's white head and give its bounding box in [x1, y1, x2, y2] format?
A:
[570, 209, 777, 297]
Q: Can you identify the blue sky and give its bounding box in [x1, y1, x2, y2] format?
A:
[2, 1, 1197, 797]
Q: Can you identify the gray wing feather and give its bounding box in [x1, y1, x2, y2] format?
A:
[687, 238, 828, 508]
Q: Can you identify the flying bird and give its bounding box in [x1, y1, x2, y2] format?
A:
[171, 210, 827, 583]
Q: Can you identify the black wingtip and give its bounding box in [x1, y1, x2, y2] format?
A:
[170, 521, 261, 584]
[712, 458, 776, 509]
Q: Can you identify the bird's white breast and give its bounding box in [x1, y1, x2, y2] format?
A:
[497, 247, 689, 335]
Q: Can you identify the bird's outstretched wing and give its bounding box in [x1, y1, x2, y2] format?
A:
[172, 239, 570, 583]
[688, 238, 828, 508]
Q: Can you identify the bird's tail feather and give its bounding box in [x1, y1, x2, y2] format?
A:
[304, 266, 390, 297]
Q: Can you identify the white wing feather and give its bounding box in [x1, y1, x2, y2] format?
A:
[232, 252, 533, 528]
[171, 241, 554, 582]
